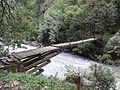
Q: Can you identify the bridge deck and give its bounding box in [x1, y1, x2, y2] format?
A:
[12, 46, 60, 60]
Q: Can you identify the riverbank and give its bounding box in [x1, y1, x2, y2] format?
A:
[72, 52, 120, 66]
[70, 39, 120, 66]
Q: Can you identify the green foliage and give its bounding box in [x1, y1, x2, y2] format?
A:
[83, 64, 116, 90]
[39, 6, 64, 45]
[105, 31, 120, 58]
[64, 64, 116, 90]
[62, 4, 85, 41]
[64, 5, 83, 23]
[40, 0, 118, 44]
[39, 0, 85, 44]
[84, 0, 117, 38]
[64, 0, 78, 5]
[0, 71, 76, 90]
[0, 46, 8, 58]
[0, 0, 38, 48]
[0, 0, 40, 58]
[98, 54, 113, 63]
[113, 0, 120, 25]
[73, 44, 103, 54]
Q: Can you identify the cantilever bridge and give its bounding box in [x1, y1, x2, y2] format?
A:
[0, 38, 96, 75]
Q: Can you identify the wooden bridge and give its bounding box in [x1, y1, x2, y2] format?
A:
[0, 38, 96, 75]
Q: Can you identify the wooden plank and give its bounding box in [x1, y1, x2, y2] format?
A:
[40, 49, 60, 57]
[23, 52, 59, 67]
[24, 59, 45, 71]
[53, 38, 97, 48]
[0, 58, 10, 65]
[26, 67, 35, 73]
[22, 49, 60, 63]
[27, 60, 50, 74]
[24, 52, 58, 71]
[0, 38, 97, 73]
[23, 57, 41, 66]
[23, 53, 49, 66]
[11, 46, 60, 60]
[33, 69, 44, 76]
[32, 60, 51, 75]
[22, 56, 39, 63]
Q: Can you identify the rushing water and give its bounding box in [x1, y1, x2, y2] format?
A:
[8, 45, 120, 90]
[42, 52, 120, 90]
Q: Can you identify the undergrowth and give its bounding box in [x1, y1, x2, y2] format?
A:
[0, 70, 76, 90]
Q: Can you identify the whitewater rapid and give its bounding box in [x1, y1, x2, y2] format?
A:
[42, 53, 120, 90]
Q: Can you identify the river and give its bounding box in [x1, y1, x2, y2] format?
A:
[7, 45, 120, 90]
[42, 52, 120, 90]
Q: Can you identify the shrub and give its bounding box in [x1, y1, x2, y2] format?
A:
[106, 31, 120, 58]
[0, 47, 8, 58]
[98, 54, 113, 63]
[73, 43, 103, 55]
[0, 71, 76, 90]
[65, 64, 116, 90]
[83, 64, 116, 90]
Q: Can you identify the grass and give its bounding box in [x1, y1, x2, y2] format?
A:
[0, 70, 76, 90]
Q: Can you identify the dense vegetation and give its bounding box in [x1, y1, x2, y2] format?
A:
[0, 70, 76, 90]
[66, 64, 116, 90]
[38, 0, 120, 64]
[1, 0, 120, 55]
[0, 0, 38, 45]
[0, 0, 120, 90]
[40, 0, 118, 45]
[0, 64, 116, 90]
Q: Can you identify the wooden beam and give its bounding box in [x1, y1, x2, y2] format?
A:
[24, 52, 58, 71]
[53, 38, 97, 48]
[23, 57, 42, 67]
[27, 60, 51, 74]
[33, 69, 44, 76]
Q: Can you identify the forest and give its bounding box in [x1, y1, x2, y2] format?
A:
[0, 0, 120, 90]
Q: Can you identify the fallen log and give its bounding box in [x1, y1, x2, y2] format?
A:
[53, 38, 97, 48]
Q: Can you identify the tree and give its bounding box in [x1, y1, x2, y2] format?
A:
[84, 0, 117, 39]
[39, 6, 64, 45]
[0, 0, 38, 54]
[39, 0, 85, 44]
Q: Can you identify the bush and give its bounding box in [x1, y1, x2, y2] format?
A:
[0, 47, 8, 58]
[98, 54, 113, 64]
[73, 44, 103, 55]
[83, 64, 116, 90]
[64, 64, 116, 90]
[106, 31, 120, 58]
